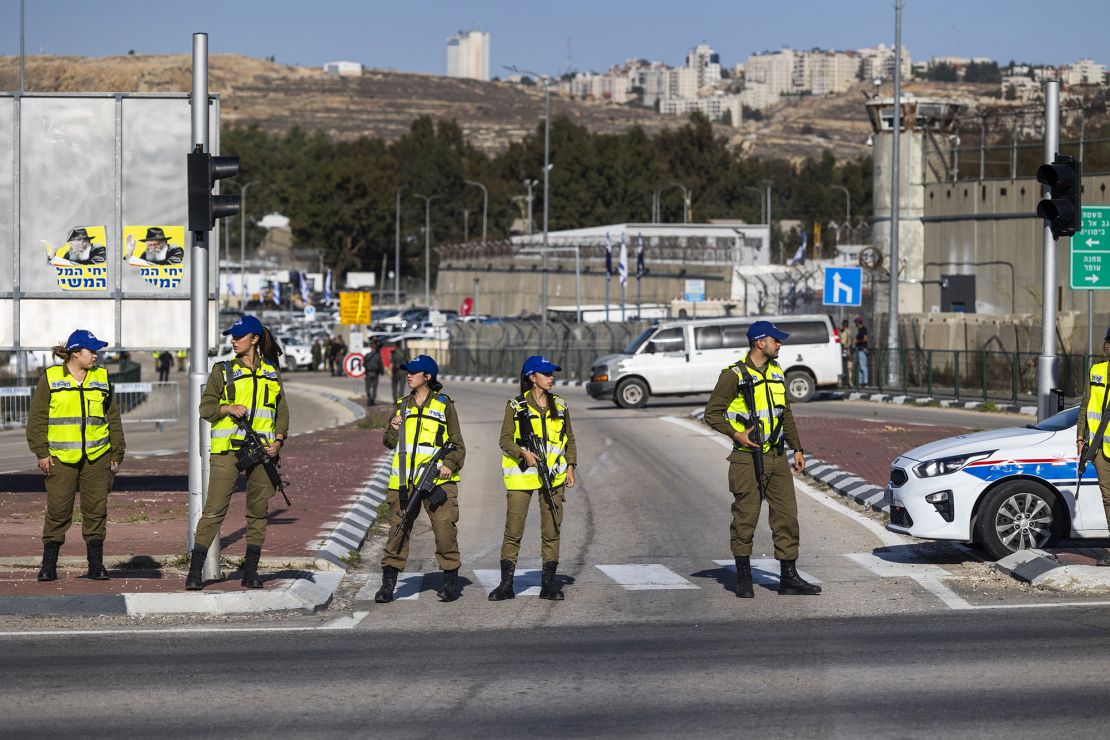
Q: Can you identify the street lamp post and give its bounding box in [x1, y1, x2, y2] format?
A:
[745, 186, 766, 223]
[464, 180, 488, 244]
[394, 185, 406, 306]
[234, 180, 258, 307]
[833, 185, 851, 225]
[524, 179, 537, 235]
[412, 193, 443, 307]
[654, 182, 689, 224]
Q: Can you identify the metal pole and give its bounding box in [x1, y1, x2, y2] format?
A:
[1011, 119, 1018, 180]
[465, 180, 487, 244]
[473, 277, 480, 318]
[413, 194, 441, 307]
[188, 33, 218, 581]
[19, 0, 25, 94]
[886, 0, 903, 387]
[1088, 290, 1094, 360]
[766, 182, 774, 262]
[525, 180, 534, 236]
[238, 180, 256, 307]
[542, 78, 551, 350]
[394, 185, 405, 306]
[979, 115, 986, 180]
[1037, 80, 1060, 421]
[835, 185, 851, 224]
[574, 246, 581, 324]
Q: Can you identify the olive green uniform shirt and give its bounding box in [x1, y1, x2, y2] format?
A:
[26, 366, 125, 463]
[498, 393, 578, 467]
[199, 361, 290, 436]
[384, 391, 466, 474]
[703, 355, 802, 463]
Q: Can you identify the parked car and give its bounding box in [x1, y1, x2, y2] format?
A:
[886, 406, 1104, 560]
[275, 335, 314, 371]
[587, 314, 842, 408]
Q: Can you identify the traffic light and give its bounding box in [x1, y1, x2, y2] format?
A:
[1036, 153, 1081, 239]
[187, 144, 241, 236]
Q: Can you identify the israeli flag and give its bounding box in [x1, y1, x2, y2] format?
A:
[605, 233, 613, 278]
[324, 269, 333, 306]
[788, 231, 807, 266]
[225, 274, 237, 296]
[618, 234, 629, 286]
[636, 234, 645, 279]
[299, 271, 310, 305]
[271, 279, 280, 305]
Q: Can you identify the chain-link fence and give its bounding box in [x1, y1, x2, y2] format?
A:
[446, 320, 651, 382]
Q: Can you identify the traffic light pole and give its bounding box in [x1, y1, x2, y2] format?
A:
[188, 33, 219, 581]
[1037, 80, 1060, 422]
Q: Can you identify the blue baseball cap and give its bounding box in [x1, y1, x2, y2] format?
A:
[401, 354, 439, 376]
[65, 329, 108, 352]
[222, 314, 263, 338]
[522, 355, 561, 375]
[746, 321, 790, 343]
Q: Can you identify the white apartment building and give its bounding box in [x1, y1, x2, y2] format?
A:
[659, 94, 742, 126]
[446, 30, 490, 81]
[565, 72, 631, 103]
[1063, 58, 1106, 86]
[809, 51, 858, 95]
[857, 43, 912, 81]
[685, 43, 722, 90]
[1000, 74, 1040, 101]
[667, 66, 700, 99]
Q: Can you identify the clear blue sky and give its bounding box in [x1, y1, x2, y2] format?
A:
[1, 0, 1105, 74]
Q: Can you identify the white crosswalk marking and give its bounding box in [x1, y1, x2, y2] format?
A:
[473, 568, 543, 596]
[356, 572, 425, 601]
[595, 564, 699, 590]
[713, 559, 822, 586]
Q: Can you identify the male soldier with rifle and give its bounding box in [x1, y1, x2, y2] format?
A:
[703, 321, 821, 598]
[1076, 328, 1110, 566]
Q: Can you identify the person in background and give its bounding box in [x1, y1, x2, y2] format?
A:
[390, 340, 410, 400]
[157, 350, 173, 382]
[27, 330, 125, 582]
[854, 317, 869, 387]
[363, 338, 384, 406]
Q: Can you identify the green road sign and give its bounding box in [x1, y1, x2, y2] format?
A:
[1070, 205, 1110, 289]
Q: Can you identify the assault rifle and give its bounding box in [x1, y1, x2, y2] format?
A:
[397, 441, 457, 535]
[513, 404, 561, 535]
[735, 368, 767, 502]
[235, 425, 292, 507]
[1077, 414, 1110, 497]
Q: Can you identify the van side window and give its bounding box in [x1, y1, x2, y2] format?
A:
[694, 326, 722, 350]
[721, 325, 749, 348]
[647, 327, 685, 354]
[780, 321, 830, 345]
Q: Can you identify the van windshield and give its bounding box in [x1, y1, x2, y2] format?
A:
[624, 328, 654, 354]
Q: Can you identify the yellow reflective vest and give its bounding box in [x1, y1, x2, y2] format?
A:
[502, 393, 570, 490]
[724, 354, 788, 454]
[45, 364, 112, 463]
[388, 394, 461, 490]
[1087, 361, 1110, 455]
[210, 359, 283, 454]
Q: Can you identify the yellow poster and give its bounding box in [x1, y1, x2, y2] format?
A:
[124, 225, 186, 289]
[44, 225, 108, 292]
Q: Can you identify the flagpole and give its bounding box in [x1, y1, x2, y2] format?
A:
[605, 233, 612, 322]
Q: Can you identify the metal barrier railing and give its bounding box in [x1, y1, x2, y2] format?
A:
[0, 380, 180, 428]
[844, 348, 1093, 403]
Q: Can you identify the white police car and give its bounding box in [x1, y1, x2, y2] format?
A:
[886, 406, 1107, 560]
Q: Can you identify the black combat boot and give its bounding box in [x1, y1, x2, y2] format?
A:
[778, 560, 822, 596]
[241, 544, 264, 589]
[184, 545, 207, 590]
[734, 556, 754, 598]
[374, 566, 399, 603]
[437, 569, 462, 602]
[37, 541, 61, 582]
[85, 540, 110, 580]
[538, 561, 564, 600]
[488, 559, 516, 601]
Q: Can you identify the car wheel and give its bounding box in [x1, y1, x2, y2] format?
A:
[615, 378, 649, 409]
[785, 371, 816, 403]
[975, 481, 1067, 561]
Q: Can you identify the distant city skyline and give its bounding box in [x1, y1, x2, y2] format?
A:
[0, 0, 1105, 77]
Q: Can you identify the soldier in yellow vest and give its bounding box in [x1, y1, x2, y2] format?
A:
[1077, 336, 1110, 566]
[703, 321, 821, 598]
[186, 315, 289, 590]
[489, 355, 577, 601]
[374, 355, 466, 603]
[26, 330, 125, 582]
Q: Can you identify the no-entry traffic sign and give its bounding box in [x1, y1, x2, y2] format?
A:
[343, 352, 366, 379]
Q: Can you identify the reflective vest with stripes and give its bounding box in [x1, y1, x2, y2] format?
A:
[1087, 362, 1110, 455]
[210, 359, 282, 454]
[388, 394, 461, 490]
[502, 393, 570, 490]
[45, 364, 112, 464]
[724, 354, 787, 454]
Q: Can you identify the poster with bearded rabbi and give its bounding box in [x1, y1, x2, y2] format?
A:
[43, 226, 109, 292]
[123, 225, 186, 289]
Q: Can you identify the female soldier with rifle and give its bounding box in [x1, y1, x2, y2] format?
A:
[374, 355, 467, 603]
[489, 355, 577, 602]
[185, 315, 289, 591]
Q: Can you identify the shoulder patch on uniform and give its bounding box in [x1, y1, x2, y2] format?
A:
[437, 393, 452, 404]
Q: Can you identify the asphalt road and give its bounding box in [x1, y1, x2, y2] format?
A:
[2, 378, 1105, 737]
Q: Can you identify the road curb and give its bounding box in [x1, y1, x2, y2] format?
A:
[317, 455, 391, 568]
[991, 549, 1110, 593]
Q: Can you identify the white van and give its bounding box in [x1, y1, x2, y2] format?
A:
[587, 314, 843, 408]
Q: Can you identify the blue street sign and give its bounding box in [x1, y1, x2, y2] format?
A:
[684, 278, 705, 303]
[823, 267, 863, 307]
